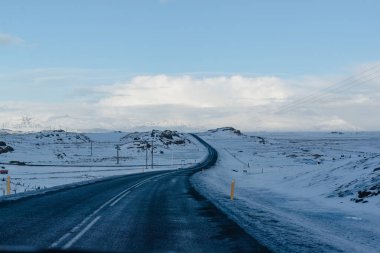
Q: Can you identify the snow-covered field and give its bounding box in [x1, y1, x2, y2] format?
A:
[2, 127, 380, 252]
[192, 128, 380, 253]
[0, 129, 207, 195]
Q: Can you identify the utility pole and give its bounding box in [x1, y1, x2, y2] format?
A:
[90, 141, 93, 156]
[116, 144, 121, 164]
[145, 141, 148, 171]
[151, 140, 154, 169]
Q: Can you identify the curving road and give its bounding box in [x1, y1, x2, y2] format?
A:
[0, 135, 269, 253]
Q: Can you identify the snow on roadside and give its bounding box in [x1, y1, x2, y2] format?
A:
[0, 129, 207, 166]
[192, 127, 380, 253]
[0, 129, 207, 195]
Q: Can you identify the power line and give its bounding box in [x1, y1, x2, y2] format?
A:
[279, 71, 380, 113]
[292, 74, 379, 107]
[278, 64, 380, 113]
[277, 63, 380, 114]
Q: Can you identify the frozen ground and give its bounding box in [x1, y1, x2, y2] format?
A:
[0, 129, 207, 195]
[192, 127, 380, 253]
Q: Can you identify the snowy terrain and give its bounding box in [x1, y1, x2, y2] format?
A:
[0, 129, 206, 195]
[2, 127, 380, 252]
[192, 127, 380, 253]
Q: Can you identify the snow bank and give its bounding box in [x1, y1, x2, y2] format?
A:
[192, 128, 380, 253]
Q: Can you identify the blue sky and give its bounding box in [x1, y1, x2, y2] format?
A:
[2, 0, 380, 75]
[1, 0, 380, 131]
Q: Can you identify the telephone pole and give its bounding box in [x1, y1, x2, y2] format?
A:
[151, 140, 154, 169]
[116, 144, 121, 164]
[145, 141, 148, 171]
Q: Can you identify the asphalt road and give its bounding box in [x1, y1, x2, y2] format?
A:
[0, 135, 270, 253]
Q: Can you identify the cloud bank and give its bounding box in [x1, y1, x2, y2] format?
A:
[98, 75, 288, 107]
[0, 68, 379, 132]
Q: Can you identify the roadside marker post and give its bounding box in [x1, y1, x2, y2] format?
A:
[230, 179, 235, 201]
[6, 176, 10, 195]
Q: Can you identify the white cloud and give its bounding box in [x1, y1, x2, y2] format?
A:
[0, 33, 23, 45]
[0, 64, 379, 132]
[98, 75, 288, 108]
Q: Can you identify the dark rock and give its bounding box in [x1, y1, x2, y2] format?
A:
[250, 136, 266, 144]
[208, 127, 243, 136]
[5, 146, 14, 152]
[358, 190, 371, 198]
[0, 146, 14, 154]
[9, 161, 26, 165]
[173, 140, 185, 145]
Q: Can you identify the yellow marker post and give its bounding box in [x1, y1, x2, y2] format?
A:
[6, 176, 10, 195]
[230, 179, 235, 201]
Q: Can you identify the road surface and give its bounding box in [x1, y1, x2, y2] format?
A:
[0, 135, 269, 253]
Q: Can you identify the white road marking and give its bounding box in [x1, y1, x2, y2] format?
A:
[151, 171, 178, 182]
[133, 180, 149, 189]
[50, 232, 71, 248]
[110, 191, 130, 207]
[50, 172, 173, 248]
[63, 215, 102, 249]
